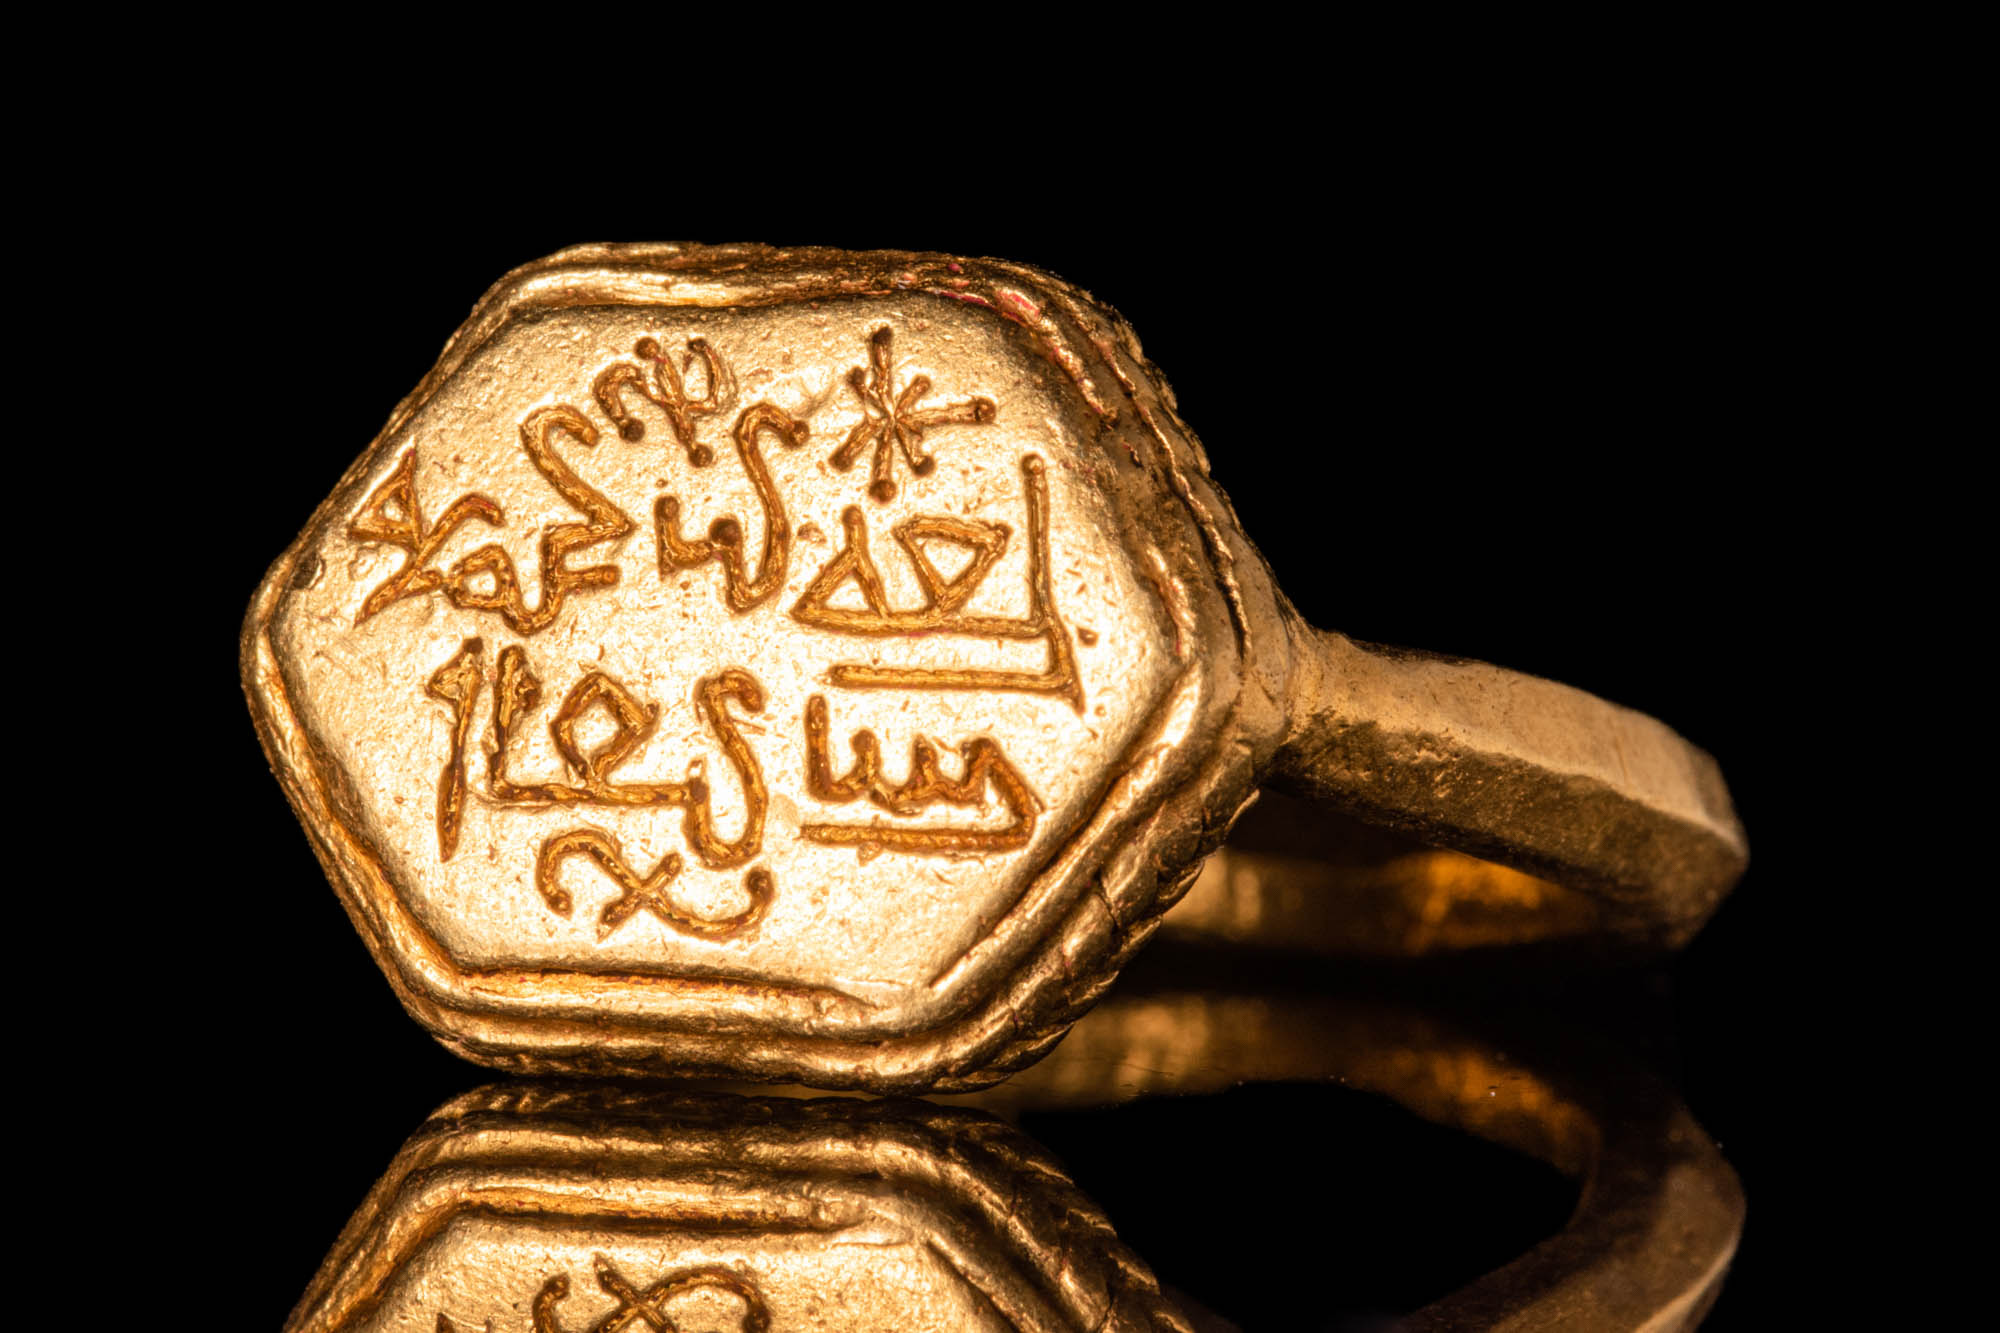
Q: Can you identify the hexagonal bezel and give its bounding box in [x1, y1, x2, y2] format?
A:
[242, 244, 1288, 1090]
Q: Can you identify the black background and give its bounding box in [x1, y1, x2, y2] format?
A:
[137, 116, 1811, 1329]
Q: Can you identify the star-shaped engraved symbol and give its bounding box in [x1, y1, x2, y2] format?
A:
[830, 326, 996, 502]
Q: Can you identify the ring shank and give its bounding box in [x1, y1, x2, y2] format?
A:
[1268, 626, 1747, 950]
[1162, 796, 1610, 958]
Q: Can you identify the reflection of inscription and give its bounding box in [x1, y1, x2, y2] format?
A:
[792, 454, 1083, 710]
[351, 406, 632, 634]
[453, 1256, 773, 1333]
[593, 336, 736, 465]
[537, 829, 773, 940]
[802, 695, 1042, 854]
[425, 638, 768, 871]
[831, 326, 995, 502]
[658, 403, 810, 612]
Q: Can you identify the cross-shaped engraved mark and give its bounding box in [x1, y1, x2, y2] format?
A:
[830, 326, 995, 502]
[530, 1256, 772, 1333]
[536, 829, 772, 940]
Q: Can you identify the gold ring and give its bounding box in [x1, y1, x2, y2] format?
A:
[241, 243, 1747, 1090]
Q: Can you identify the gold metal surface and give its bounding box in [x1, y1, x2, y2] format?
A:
[287, 978, 1740, 1331]
[242, 243, 1748, 1089]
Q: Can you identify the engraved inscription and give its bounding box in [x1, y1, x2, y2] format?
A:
[537, 830, 774, 940]
[793, 511, 1011, 633]
[331, 314, 1141, 977]
[830, 326, 995, 502]
[657, 403, 810, 612]
[437, 1256, 771, 1333]
[351, 406, 633, 634]
[792, 455, 1084, 710]
[539, 1258, 771, 1333]
[423, 637, 774, 937]
[425, 636, 485, 860]
[802, 695, 1042, 854]
[594, 336, 736, 465]
[484, 645, 769, 869]
[348, 449, 502, 622]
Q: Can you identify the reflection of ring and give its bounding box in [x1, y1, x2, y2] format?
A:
[243, 244, 1747, 1089]
[943, 972, 1744, 1330]
[284, 978, 1740, 1330]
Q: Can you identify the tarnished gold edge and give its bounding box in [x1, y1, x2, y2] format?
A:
[240, 246, 1266, 1084]
[285, 1096, 1194, 1333]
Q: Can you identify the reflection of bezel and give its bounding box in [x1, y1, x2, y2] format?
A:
[285, 1085, 1195, 1333]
